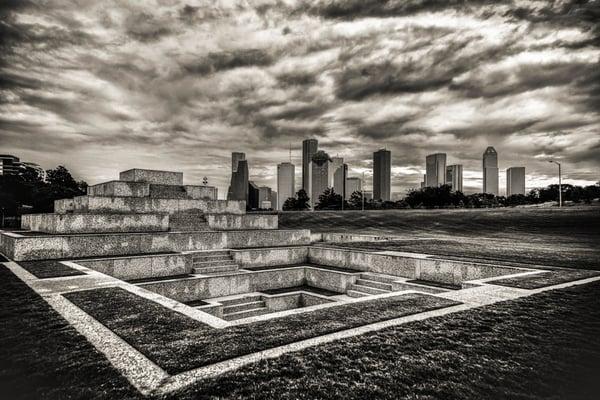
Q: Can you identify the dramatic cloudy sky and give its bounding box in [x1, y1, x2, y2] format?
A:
[1, 0, 599, 197]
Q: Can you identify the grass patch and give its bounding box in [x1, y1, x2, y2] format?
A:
[260, 285, 342, 296]
[490, 269, 600, 289]
[64, 287, 459, 374]
[17, 260, 85, 279]
[0, 254, 8, 262]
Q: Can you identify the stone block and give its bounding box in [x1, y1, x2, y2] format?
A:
[183, 185, 218, 200]
[54, 198, 74, 213]
[231, 246, 309, 268]
[206, 214, 278, 230]
[87, 181, 149, 197]
[305, 267, 356, 292]
[119, 169, 183, 185]
[21, 213, 169, 234]
[79, 254, 190, 280]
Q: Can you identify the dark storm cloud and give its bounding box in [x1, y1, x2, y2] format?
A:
[183, 49, 274, 75]
[124, 12, 173, 42]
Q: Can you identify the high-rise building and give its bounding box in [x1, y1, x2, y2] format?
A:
[310, 150, 331, 209]
[277, 162, 295, 210]
[332, 157, 347, 197]
[373, 149, 391, 201]
[227, 158, 249, 202]
[345, 177, 362, 198]
[0, 154, 24, 176]
[425, 153, 447, 187]
[270, 190, 278, 210]
[258, 186, 272, 209]
[248, 181, 260, 210]
[302, 139, 318, 193]
[446, 164, 463, 192]
[506, 167, 526, 196]
[483, 147, 499, 195]
[231, 152, 245, 173]
[420, 174, 426, 189]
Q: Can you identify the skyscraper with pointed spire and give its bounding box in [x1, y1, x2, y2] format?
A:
[483, 146, 499, 195]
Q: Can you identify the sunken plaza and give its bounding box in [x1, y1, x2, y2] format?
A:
[1, 168, 599, 397]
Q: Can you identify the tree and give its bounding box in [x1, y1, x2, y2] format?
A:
[295, 189, 310, 210]
[348, 191, 364, 210]
[315, 188, 342, 210]
[282, 197, 296, 211]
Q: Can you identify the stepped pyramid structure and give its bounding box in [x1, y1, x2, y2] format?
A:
[0, 169, 310, 261]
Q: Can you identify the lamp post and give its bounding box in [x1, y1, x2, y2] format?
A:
[549, 160, 562, 207]
[361, 171, 365, 211]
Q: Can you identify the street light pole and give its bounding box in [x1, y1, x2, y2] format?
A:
[361, 171, 365, 211]
[549, 161, 562, 207]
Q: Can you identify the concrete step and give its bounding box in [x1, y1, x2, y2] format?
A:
[222, 306, 270, 321]
[192, 255, 232, 263]
[346, 289, 369, 298]
[149, 184, 189, 199]
[349, 284, 389, 295]
[223, 300, 266, 314]
[355, 278, 393, 291]
[193, 264, 239, 274]
[169, 212, 209, 231]
[392, 282, 448, 294]
[190, 250, 231, 257]
[359, 273, 398, 284]
[220, 296, 263, 307]
[193, 260, 237, 267]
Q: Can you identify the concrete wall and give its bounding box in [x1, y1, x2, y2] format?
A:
[231, 246, 309, 267]
[206, 214, 278, 230]
[184, 185, 218, 200]
[57, 196, 245, 215]
[78, 254, 190, 280]
[265, 293, 332, 311]
[119, 169, 183, 185]
[305, 267, 356, 292]
[139, 268, 305, 302]
[2, 229, 311, 261]
[21, 213, 169, 234]
[308, 246, 523, 285]
[87, 181, 149, 197]
[321, 233, 400, 243]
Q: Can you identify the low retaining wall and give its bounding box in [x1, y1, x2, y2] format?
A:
[305, 267, 356, 292]
[1, 229, 311, 261]
[87, 181, 149, 197]
[78, 254, 190, 280]
[308, 246, 524, 285]
[231, 246, 309, 268]
[207, 214, 278, 230]
[321, 233, 401, 243]
[21, 213, 169, 234]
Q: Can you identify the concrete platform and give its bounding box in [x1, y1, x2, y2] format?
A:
[21, 213, 169, 234]
[55, 196, 245, 215]
[207, 214, 278, 230]
[88, 181, 150, 197]
[87, 181, 218, 200]
[0, 229, 311, 261]
[120, 169, 183, 185]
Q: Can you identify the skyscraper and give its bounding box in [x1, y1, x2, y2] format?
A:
[345, 177, 362, 198]
[446, 164, 463, 192]
[310, 150, 331, 209]
[277, 162, 295, 210]
[506, 167, 526, 196]
[373, 149, 391, 201]
[331, 157, 346, 197]
[227, 158, 249, 202]
[483, 147, 499, 195]
[425, 153, 447, 187]
[258, 186, 272, 209]
[231, 152, 245, 172]
[302, 139, 318, 193]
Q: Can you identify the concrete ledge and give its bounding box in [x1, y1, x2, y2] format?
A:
[207, 214, 278, 230]
[21, 213, 169, 234]
[120, 169, 183, 185]
[231, 246, 309, 268]
[78, 254, 191, 280]
[1, 229, 311, 261]
[88, 181, 150, 197]
[321, 233, 401, 243]
[55, 196, 245, 215]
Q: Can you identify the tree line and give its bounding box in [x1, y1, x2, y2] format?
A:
[282, 183, 600, 210]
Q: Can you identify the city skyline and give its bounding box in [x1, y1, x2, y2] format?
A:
[1, 2, 599, 198]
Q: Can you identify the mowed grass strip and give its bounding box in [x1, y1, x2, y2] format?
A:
[64, 287, 459, 374]
[490, 269, 600, 289]
[17, 260, 85, 279]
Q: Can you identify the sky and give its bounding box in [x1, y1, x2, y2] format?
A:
[1, 0, 599, 198]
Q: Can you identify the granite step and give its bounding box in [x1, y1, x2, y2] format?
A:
[219, 296, 263, 306]
[192, 255, 233, 263]
[223, 300, 266, 314]
[348, 284, 389, 295]
[392, 282, 448, 294]
[222, 306, 270, 321]
[355, 278, 393, 291]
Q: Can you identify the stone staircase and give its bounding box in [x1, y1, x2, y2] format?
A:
[347, 273, 394, 298]
[192, 250, 239, 275]
[220, 295, 269, 320]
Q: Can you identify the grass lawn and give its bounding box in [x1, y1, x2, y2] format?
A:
[17, 260, 85, 278]
[491, 269, 600, 289]
[65, 287, 458, 374]
[2, 263, 600, 399]
[281, 208, 600, 270]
